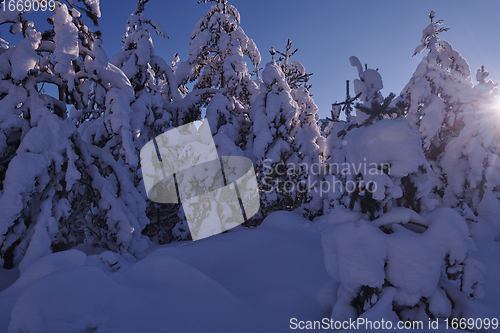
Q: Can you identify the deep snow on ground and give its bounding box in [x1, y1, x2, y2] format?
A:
[0, 211, 498, 333]
[0, 212, 335, 332]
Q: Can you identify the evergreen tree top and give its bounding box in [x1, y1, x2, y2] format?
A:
[175, 0, 260, 104]
[409, 11, 471, 86]
[197, 0, 241, 25]
[123, 0, 167, 46]
[412, 10, 449, 56]
[274, 39, 312, 90]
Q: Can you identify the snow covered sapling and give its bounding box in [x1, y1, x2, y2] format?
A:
[329, 80, 361, 124]
[398, 12, 500, 229]
[322, 207, 485, 324]
[106, 0, 191, 243]
[322, 41, 486, 327]
[322, 80, 360, 214]
[334, 117, 432, 220]
[177, 0, 261, 152]
[272, 41, 324, 219]
[350, 56, 406, 126]
[350, 56, 388, 125]
[324, 58, 432, 220]
[399, 11, 473, 161]
[58, 0, 151, 250]
[248, 59, 300, 224]
[109, 0, 181, 136]
[291, 86, 325, 219]
[77, 0, 155, 175]
[177, 0, 260, 105]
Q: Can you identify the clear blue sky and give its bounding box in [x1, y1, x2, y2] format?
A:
[4, 0, 500, 119]
[99, 0, 500, 119]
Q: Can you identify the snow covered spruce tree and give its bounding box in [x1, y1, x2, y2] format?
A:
[349, 56, 402, 126]
[248, 58, 301, 224]
[109, 0, 174, 139]
[322, 86, 358, 214]
[55, 1, 150, 256]
[397, 11, 475, 198]
[177, 0, 261, 154]
[323, 57, 432, 220]
[440, 67, 500, 240]
[107, 0, 190, 243]
[322, 111, 349, 215]
[0, 1, 148, 269]
[274, 40, 325, 219]
[292, 86, 325, 219]
[321, 56, 486, 327]
[398, 11, 500, 239]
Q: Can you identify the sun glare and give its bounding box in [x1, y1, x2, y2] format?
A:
[492, 96, 500, 111]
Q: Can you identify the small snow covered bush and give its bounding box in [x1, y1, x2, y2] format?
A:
[322, 207, 485, 323]
[323, 58, 433, 220]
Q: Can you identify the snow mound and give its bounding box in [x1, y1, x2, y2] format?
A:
[0, 213, 334, 332]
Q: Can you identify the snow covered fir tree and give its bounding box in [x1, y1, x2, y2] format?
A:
[0, 2, 499, 332]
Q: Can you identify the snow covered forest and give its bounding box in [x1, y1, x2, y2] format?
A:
[0, 0, 499, 332]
